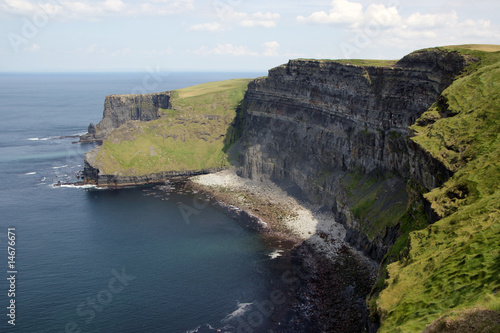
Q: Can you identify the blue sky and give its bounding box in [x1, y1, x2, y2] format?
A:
[0, 0, 499, 72]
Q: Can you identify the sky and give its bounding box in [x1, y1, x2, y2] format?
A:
[0, 0, 499, 72]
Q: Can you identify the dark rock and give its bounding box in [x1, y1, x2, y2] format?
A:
[79, 91, 171, 142]
[88, 122, 96, 134]
[237, 49, 475, 260]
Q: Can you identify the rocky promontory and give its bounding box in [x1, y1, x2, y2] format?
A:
[80, 91, 171, 142]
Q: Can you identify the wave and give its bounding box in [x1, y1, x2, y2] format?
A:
[51, 183, 98, 189]
[24, 172, 37, 175]
[185, 324, 220, 333]
[267, 249, 284, 259]
[222, 302, 253, 323]
[27, 134, 81, 141]
[52, 165, 69, 169]
[27, 136, 56, 141]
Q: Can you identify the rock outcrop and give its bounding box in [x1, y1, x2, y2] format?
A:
[236, 49, 474, 260]
[83, 146, 224, 187]
[80, 91, 171, 142]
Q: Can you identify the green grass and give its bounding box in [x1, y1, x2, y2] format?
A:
[375, 49, 500, 332]
[330, 59, 397, 67]
[297, 58, 397, 67]
[94, 79, 251, 176]
[341, 170, 410, 240]
[440, 44, 500, 52]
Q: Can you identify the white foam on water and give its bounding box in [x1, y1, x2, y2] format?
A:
[184, 326, 200, 333]
[24, 172, 37, 175]
[52, 165, 68, 169]
[51, 183, 98, 189]
[268, 249, 284, 259]
[222, 302, 253, 323]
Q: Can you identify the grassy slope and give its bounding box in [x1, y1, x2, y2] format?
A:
[298, 58, 397, 67]
[94, 79, 251, 176]
[376, 47, 500, 332]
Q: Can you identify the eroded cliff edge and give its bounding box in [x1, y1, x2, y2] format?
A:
[236, 49, 473, 262]
[80, 91, 171, 143]
[82, 79, 250, 186]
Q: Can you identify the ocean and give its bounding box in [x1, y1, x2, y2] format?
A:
[0, 72, 295, 333]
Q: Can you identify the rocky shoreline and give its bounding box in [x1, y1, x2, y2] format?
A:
[72, 168, 379, 331]
[187, 169, 379, 332]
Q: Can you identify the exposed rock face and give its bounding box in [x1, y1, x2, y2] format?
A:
[83, 147, 224, 187]
[237, 49, 472, 260]
[80, 91, 171, 142]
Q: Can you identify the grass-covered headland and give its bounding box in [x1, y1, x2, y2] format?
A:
[93, 78, 251, 176]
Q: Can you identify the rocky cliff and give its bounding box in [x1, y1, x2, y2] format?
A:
[80, 91, 171, 142]
[81, 79, 250, 186]
[236, 49, 474, 260]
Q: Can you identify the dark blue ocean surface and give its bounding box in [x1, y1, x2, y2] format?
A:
[0, 72, 295, 332]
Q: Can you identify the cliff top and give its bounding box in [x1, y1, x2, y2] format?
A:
[92, 78, 251, 176]
[436, 44, 500, 52]
[174, 78, 252, 99]
[296, 58, 397, 67]
[294, 45, 499, 70]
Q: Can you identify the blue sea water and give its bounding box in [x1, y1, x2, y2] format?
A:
[0, 72, 295, 333]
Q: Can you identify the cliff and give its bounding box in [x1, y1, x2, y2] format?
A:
[79, 91, 171, 142]
[82, 79, 251, 186]
[236, 49, 472, 261]
[233, 46, 499, 332]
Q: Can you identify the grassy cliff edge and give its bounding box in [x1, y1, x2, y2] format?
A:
[92, 79, 250, 177]
[374, 46, 500, 332]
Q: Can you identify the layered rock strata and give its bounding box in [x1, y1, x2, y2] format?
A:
[80, 91, 171, 142]
[237, 49, 473, 260]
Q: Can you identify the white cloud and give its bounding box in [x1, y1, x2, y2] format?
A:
[263, 41, 280, 56]
[2, 0, 36, 13]
[297, 0, 500, 56]
[75, 44, 173, 57]
[240, 11, 280, 27]
[194, 43, 258, 56]
[222, 10, 280, 28]
[188, 22, 226, 32]
[296, 0, 401, 28]
[406, 11, 458, 29]
[0, 0, 194, 19]
[297, 0, 363, 25]
[103, 0, 124, 12]
[187, 10, 280, 34]
[364, 4, 401, 27]
[193, 42, 284, 57]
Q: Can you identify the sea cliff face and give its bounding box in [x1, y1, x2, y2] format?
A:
[236, 49, 472, 260]
[80, 91, 171, 142]
[81, 79, 250, 186]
